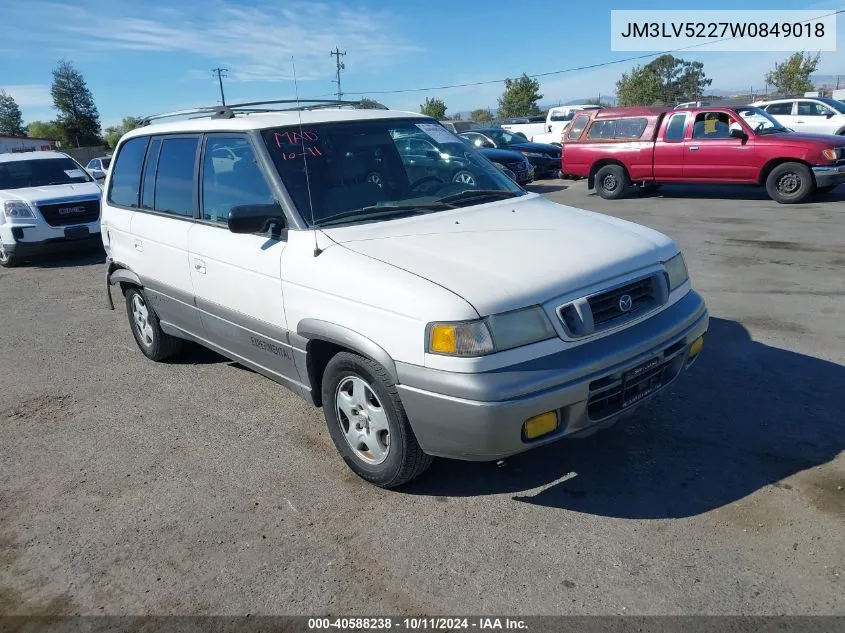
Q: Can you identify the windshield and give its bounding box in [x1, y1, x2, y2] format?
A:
[484, 129, 529, 146]
[733, 107, 788, 134]
[549, 111, 575, 122]
[0, 157, 93, 190]
[262, 118, 524, 227]
[817, 97, 845, 114]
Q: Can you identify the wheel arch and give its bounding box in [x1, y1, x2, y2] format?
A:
[105, 261, 142, 309]
[296, 319, 399, 407]
[759, 158, 815, 186]
[588, 159, 629, 189]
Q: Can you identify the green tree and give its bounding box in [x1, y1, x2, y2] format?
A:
[0, 90, 26, 136]
[103, 116, 141, 149]
[469, 108, 493, 124]
[497, 74, 543, 118]
[765, 52, 820, 96]
[420, 97, 447, 119]
[51, 59, 102, 147]
[27, 120, 63, 142]
[616, 55, 711, 106]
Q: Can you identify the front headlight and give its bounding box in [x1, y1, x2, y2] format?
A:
[664, 252, 689, 291]
[522, 151, 543, 158]
[427, 306, 556, 357]
[3, 201, 36, 220]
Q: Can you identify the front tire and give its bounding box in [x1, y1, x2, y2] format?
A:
[765, 162, 814, 204]
[0, 242, 18, 268]
[321, 352, 432, 488]
[124, 287, 182, 361]
[595, 165, 629, 200]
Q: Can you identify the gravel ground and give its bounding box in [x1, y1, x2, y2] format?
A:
[1, 180, 843, 616]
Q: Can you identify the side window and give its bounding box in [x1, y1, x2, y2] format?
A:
[140, 138, 162, 210]
[153, 137, 199, 217]
[692, 112, 732, 140]
[765, 103, 793, 116]
[567, 114, 590, 140]
[797, 101, 830, 117]
[201, 136, 275, 224]
[587, 120, 615, 139]
[107, 136, 149, 208]
[614, 118, 647, 139]
[664, 113, 688, 141]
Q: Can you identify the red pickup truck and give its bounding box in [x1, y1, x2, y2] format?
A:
[562, 105, 845, 203]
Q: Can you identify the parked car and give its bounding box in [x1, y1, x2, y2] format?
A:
[752, 97, 845, 136]
[532, 105, 605, 145]
[86, 156, 111, 181]
[460, 128, 561, 177]
[0, 150, 102, 266]
[498, 115, 548, 140]
[562, 105, 845, 203]
[439, 120, 483, 134]
[102, 104, 707, 487]
[464, 139, 534, 185]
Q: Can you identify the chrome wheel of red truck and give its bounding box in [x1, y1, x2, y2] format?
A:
[765, 162, 814, 204]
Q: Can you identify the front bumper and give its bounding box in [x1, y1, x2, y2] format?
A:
[396, 290, 708, 461]
[527, 156, 561, 176]
[812, 165, 845, 188]
[1, 224, 102, 260]
[514, 167, 535, 185]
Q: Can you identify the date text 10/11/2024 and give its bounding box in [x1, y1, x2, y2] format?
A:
[307, 617, 528, 630]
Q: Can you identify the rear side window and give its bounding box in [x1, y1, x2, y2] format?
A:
[765, 103, 793, 116]
[664, 113, 688, 141]
[153, 137, 199, 217]
[567, 114, 590, 140]
[588, 118, 648, 140]
[108, 137, 148, 208]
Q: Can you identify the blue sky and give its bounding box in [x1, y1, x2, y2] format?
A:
[1, 0, 843, 128]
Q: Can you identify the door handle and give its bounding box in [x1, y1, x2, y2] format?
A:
[193, 259, 206, 275]
[134, 239, 143, 251]
[794, 120, 805, 124]
[689, 146, 699, 151]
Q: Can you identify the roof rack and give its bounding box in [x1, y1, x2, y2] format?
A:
[139, 99, 387, 126]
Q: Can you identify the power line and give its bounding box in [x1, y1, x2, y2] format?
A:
[330, 48, 346, 101]
[212, 67, 229, 106]
[333, 9, 844, 96]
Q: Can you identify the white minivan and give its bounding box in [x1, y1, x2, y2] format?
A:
[102, 103, 708, 487]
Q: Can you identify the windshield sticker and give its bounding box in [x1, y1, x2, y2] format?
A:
[273, 130, 323, 160]
[415, 123, 459, 144]
[64, 169, 85, 178]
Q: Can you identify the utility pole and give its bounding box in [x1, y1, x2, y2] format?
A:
[330, 47, 346, 101]
[212, 67, 228, 106]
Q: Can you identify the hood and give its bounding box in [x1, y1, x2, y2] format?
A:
[478, 148, 528, 162]
[770, 131, 845, 147]
[506, 142, 561, 155]
[0, 182, 102, 203]
[324, 195, 677, 315]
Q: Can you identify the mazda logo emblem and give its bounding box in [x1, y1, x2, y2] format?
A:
[618, 294, 633, 312]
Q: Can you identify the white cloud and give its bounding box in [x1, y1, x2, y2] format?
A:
[0, 84, 52, 108]
[1, 1, 422, 84]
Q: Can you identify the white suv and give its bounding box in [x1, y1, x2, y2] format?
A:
[753, 97, 845, 136]
[101, 102, 708, 487]
[0, 151, 103, 267]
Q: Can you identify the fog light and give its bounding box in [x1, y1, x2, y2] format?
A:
[523, 411, 558, 440]
[689, 336, 704, 359]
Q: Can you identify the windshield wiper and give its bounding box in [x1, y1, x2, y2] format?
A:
[313, 202, 453, 227]
[757, 128, 788, 135]
[436, 189, 522, 205]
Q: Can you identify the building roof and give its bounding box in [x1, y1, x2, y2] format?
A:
[123, 108, 428, 141]
[0, 150, 68, 163]
[0, 135, 55, 142]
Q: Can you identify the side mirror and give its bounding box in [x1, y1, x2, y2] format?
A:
[228, 203, 285, 234]
[826, 112, 835, 119]
[729, 128, 747, 140]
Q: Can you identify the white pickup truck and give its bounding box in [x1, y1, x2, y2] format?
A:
[501, 105, 603, 145]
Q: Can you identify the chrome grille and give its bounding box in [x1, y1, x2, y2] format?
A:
[557, 273, 668, 339]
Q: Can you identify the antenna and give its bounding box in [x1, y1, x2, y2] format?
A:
[212, 67, 229, 105]
[291, 56, 321, 257]
[330, 47, 346, 101]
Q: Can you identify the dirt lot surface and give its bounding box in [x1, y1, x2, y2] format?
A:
[1, 180, 843, 616]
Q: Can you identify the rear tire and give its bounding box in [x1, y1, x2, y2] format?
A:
[595, 165, 629, 200]
[124, 287, 182, 361]
[321, 352, 433, 488]
[765, 162, 814, 204]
